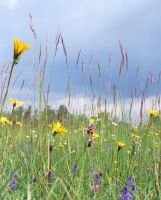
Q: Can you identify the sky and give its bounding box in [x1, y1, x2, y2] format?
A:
[0, 0, 161, 116]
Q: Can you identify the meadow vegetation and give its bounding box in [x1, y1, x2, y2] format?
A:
[0, 21, 160, 200]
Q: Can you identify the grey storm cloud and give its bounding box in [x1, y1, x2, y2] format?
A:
[0, 0, 161, 101]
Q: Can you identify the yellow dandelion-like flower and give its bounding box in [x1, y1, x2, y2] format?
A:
[117, 141, 125, 151]
[9, 97, 24, 108]
[89, 118, 94, 124]
[49, 122, 67, 136]
[0, 117, 12, 126]
[147, 110, 158, 117]
[15, 121, 23, 126]
[14, 38, 31, 64]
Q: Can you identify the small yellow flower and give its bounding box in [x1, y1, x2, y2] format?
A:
[132, 125, 138, 132]
[107, 176, 112, 183]
[9, 97, 24, 108]
[131, 134, 141, 139]
[49, 122, 67, 136]
[58, 143, 64, 148]
[0, 117, 12, 126]
[15, 121, 23, 126]
[147, 110, 158, 117]
[92, 133, 100, 139]
[117, 141, 125, 150]
[127, 150, 131, 154]
[89, 118, 94, 124]
[14, 38, 31, 63]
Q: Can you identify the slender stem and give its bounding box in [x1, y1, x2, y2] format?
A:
[1, 61, 15, 113]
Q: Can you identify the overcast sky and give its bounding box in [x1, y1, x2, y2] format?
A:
[0, 0, 161, 110]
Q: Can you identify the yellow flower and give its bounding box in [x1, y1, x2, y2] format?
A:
[132, 125, 138, 132]
[15, 121, 23, 126]
[0, 117, 12, 126]
[9, 97, 24, 108]
[147, 110, 158, 117]
[107, 176, 112, 183]
[127, 150, 131, 154]
[58, 143, 64, 148]
[49, 122, 67, 136]
[14, 38, 31, 63]
[92, 133, 100, 139]
[131, 134, 141, 139]
[117, 141, 125, 150]
[89, 118, 94, 124]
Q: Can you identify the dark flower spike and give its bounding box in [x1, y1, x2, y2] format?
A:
[11, 171, 18, 190]
[119, 186, 131, 200]
[87, 124, 95, 135]
[73, 165, 78, 174]
[119, 177, 135, 200]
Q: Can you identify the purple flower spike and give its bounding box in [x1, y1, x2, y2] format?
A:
[11, 171, 18, 190]
[73, 165, 78, 174]
[119, 177, 135, 200]
[94, 172, 101, 184]
[119, 186, 131, 200]
[128, 177, 135, 193]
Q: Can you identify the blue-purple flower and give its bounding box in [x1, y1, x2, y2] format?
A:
[91, 171, 102, 193]
[94, 172, 101, 184]
[119, 177, 135, 200]
[11, 171, 18, 190]
[72, 165, 78, 174]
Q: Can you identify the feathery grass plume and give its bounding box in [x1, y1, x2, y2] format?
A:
[118, 41, 124, 78]
[29, 11, 37, 40]
[53, 31, 61, 61]
[82, 60, 85, 78]
[157, 71, 161, 84]
[39, 35, 48, 112]
[76, 49, 81, 69]
[89, 57, 94, 94]
[129, 88, 134, 119]
[139, 91, 145, 126]
[125, 50, 128, 72]
[113, 84, 118, 119]
[60, 34, 68, 64]
[136, 65, 140, 78]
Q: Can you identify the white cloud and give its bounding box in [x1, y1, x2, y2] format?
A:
[48, 94, 159, 124]
[0, 0, 18, 10]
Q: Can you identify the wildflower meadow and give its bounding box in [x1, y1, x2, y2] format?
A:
[0, 23, 161, 200]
